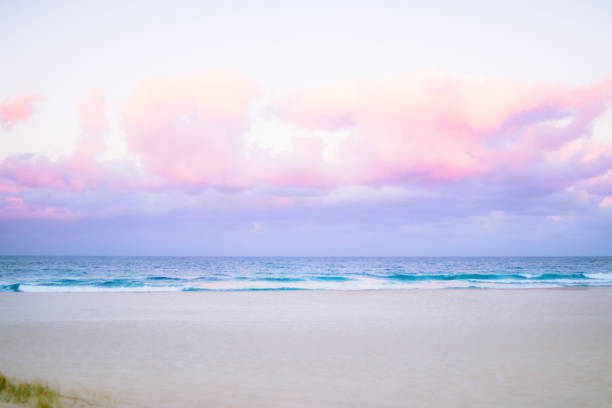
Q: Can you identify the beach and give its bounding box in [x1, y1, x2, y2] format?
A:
[1, 289, 611, 407]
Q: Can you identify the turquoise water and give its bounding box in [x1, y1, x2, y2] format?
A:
[1, 256, 611, 292]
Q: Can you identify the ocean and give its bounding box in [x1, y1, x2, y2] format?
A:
[1, 256, 612, 292]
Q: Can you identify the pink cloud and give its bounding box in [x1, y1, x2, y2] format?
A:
[273, 73, 612, 188]
[1, 72, 612, 222]
[120, 72, 338, 191]
[600, 196, 612, 208]
[0, 89, 116, 193]
[0, 94, 41, 130]
[0, 196, 75, 220]
[122, 71, 259, 188]
[74, 89, 109, 163]
[0, 155, 74, 191]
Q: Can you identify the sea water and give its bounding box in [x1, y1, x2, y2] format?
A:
[1, 256, 612, 292]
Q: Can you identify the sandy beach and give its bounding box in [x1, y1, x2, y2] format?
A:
[1, 289, 611, 407]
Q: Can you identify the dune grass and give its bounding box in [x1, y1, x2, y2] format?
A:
[0, 371, 59, 407]
[0, 372, 103, 408]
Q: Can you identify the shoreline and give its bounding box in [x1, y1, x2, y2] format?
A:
[1, 285, 606, 294]
[2, 288, 611, 407]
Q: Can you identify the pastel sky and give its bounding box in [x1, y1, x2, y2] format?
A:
[1, 0, 612, 255]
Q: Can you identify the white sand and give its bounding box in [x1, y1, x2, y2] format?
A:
[1, 289, 611, 407]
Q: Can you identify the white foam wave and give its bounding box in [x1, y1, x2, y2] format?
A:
[585, 273, 612, 281]
[17, 285, 184, 293]
[11, 275, 612, 293]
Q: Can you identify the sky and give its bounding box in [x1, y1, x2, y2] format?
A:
[1, 0, 611, 255]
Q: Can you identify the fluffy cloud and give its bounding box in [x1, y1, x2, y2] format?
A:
[0, 89, 114, 193]
[273, 73, 612, 190]
[0, 89, 135, 218]
[122, 71, 259, 188]
[1, 72, 611, 221]
[0, 94, 41, 130]
[119, 71, 612, 197]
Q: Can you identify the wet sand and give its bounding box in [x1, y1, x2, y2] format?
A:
[1, 289, 611, 407]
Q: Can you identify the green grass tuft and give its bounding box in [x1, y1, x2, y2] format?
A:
[0, 371, 60, 407]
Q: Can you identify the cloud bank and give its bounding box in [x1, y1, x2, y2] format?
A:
[1, 72, 611, 222]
